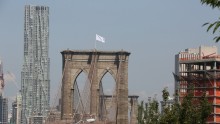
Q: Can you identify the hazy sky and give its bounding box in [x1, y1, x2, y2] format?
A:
[0, 0, 219, 105]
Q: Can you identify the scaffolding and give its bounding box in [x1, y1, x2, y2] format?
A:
[174, 55, 220, 123]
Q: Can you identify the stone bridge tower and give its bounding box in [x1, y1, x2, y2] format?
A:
[61, 50, 130, 124]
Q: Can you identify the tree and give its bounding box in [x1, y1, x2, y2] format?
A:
[179, 91, 198, 124]
[201, 0, 220, 8]
[197, 92, 212, 124]
[201, 0, 220, 42]
[160, 88, 179, 124]
[162, 87, 169, 102]
[146, 98, 160, 124]
[137, 101, 146, 124]
[137, 97, 159, 124]
[137, 88, 211, 124]
[179, 91, 212, 124]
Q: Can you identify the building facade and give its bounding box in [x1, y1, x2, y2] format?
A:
[11, 93, 22, 124]
[0, 60, 7, 124]
[0, 60, 4, 97]
[174, 46, 220, 123]
[11, 101, 17, 124]
[0, 95, 8, 124]
[16, 93, 22, 124]
[21, 5, 50, 124]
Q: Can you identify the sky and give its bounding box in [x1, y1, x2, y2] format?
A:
[0, 0, 219, 106]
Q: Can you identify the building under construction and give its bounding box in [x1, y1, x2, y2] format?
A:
[175, 46, 220, 123]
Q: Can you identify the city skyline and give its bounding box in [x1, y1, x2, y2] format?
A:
[0, 1, 219, 104]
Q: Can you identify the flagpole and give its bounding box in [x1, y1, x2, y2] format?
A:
[95, 34, 105, 50]
[95, 39, 97, 50]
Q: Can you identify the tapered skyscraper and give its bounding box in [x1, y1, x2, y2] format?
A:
[21, 5, 50, 124]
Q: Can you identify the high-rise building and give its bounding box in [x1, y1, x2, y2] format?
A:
[0, 60, 4, 96]
[174, 46, 220, 123]
[21, 5, 50, 124]
[0, 60, 7, 124]
[16, 93, 22, 124]
[10, 92, 22, 124]
[0, 95, 8, 124]
[11, 101, 17, 124]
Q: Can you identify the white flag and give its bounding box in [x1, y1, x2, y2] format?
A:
[96, 34, 105, 43]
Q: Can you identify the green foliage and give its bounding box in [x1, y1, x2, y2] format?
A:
[146, 99, 160, 124]
[201, 0, 220, 42]
[137, 88, 212, 124]
[137, 101, 145, 124]
[160, 103, 180, 124]
[179, 91, 212, 124]
[198, 93, 212, 124]
[201, 0, 220, 8]
[162, 87, 169, 102]
[160, 88, 180, 124]
[203, 19, 220, 42]
[137, 98, 160, 124]
[179, 91, 197, 124]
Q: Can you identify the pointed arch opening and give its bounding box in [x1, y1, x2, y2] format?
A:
[74, 70, 87, 93]
[99, 71, 116, 121]
[101, 72, 116, 95]
[72, 70, 90, 118]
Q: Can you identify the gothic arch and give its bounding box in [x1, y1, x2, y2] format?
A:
[61, 50, 130, 124]
[71, 69, 88, 89]
[98, 69, 116, 86]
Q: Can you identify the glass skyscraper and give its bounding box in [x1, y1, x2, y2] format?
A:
[21, 5, 50, 124]
[0, 95, 8, 124]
